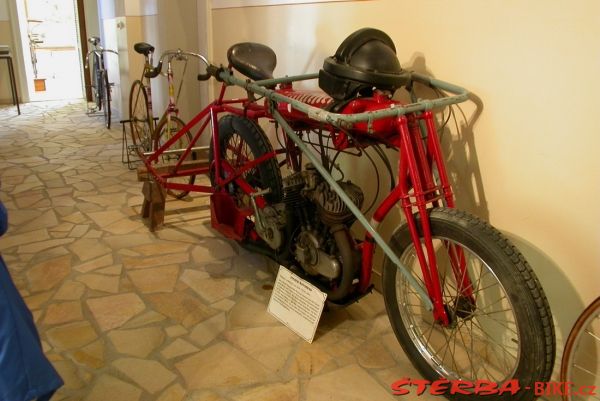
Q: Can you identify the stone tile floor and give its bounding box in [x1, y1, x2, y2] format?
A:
[0, 101, 429, 401]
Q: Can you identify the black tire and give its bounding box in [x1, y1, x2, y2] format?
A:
[92, 56, 102, 110]
[129, 80, 152, 158]
[209, 114, 282, 206]
[383, 208, 555, 401]
[153, 116, 196, 199]
[102, 71, 111, 129]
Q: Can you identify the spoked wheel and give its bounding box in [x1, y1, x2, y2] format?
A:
[129, 80, 152, 158]
[153, 116, 196, 199]
[209, 114, 282, 206]
[383, 208, 555, 401]
[560, 297, 600, 401]
[102, 71, 111, 129]
[92, 60, 102, 111]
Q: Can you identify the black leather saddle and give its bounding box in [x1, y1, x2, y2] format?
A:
[227, 42, 276, 81]
[134, 42, 155, 56]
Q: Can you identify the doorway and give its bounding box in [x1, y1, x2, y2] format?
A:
[16, 0, 84, 101]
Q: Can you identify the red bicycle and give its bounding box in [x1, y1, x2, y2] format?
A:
[141, 28, 555, 400]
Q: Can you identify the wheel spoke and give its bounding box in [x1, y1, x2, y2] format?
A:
[214, 116, 281, 208]
[393, 231, 526, 383]
[155, 117, 195, 199]
[469, 318, 518, 360]
[455, 319, 477, 380]
[475, 295, 510, 314]
[561, 298, 600, 401]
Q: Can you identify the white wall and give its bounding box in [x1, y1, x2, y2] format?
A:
[1, 0, 31, 104]
[0, 0, 8, 20]
[83, 0, 101, 38]
[153, 0, 202, 124]
[96, 0, 205, 123]
[124, 0, 157, 16]
[0, 0, 17, 104]
[210, 0, 600, 358]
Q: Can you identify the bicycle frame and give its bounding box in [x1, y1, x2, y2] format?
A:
[85, 39, 117, 128]
[85, 44, 118, 88]
[143, 67, 470, 321]
[159, 54, 189, 130]
[140, 54, 157, 133]
[138, 50, 191, 146]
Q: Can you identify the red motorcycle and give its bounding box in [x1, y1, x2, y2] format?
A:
[142, 28, 555, 400]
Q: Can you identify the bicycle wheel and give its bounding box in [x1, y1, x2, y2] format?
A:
[102, 71, 111, 129]
[95, 64, 104, 111]
[560, 297, 600, 401]
[209, 114, 282, 206]
[153, 116, 196, 199]
[90, 57, 100, 110]
[129, 80, 152, 158]
[382, 208, 555, 401]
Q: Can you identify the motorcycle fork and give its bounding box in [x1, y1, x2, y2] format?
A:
[418, 113, 476, 308]
[366, 112, 474, 326]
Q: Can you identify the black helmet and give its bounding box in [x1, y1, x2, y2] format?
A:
[319, 28, 409, 101]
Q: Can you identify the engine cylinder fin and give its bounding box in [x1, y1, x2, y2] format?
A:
[314, 181, 364, 225]
[282, 172, 304, 207]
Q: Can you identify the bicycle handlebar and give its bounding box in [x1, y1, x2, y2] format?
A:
[145, 49, 210, 79]
[84, 48, 118, 69]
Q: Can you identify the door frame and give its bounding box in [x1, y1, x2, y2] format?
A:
[8, 0, 88, 102]
[76, 0, 92, 102]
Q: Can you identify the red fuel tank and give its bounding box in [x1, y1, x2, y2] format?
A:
[274, 86, 401, 140]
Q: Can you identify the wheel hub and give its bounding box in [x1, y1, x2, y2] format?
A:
[453, 295, 477, 320]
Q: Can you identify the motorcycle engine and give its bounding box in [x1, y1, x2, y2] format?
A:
[311, 179, 364, 225]
[283, 164, 364, 281]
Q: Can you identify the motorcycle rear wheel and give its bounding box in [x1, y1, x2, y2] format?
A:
[382, 208, 555, 401]
[209, 115, 282, 206]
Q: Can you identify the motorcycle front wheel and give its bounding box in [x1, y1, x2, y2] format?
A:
[382, 208, 555, 401]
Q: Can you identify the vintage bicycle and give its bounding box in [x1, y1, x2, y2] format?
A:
[128, 43, 157, 159]
[128, 45, 196, 198]
[139, 28, 556, 400]
[560, 297, 600, 401]
[85, 36, 117, 129]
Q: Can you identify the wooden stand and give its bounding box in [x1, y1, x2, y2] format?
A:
[141, 180, 166, 232]
[137, 159, 209, 231]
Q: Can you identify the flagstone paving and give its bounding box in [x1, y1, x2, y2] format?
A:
[0, 101, 432, 400]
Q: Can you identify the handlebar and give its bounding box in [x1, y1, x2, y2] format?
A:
[218, 70, 469, 128]
[145, 49, 211, 79]
[85, 48, 118, 69]
[138, 46, 468, 123]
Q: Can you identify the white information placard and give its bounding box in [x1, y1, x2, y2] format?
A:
[267, 265, 327, 343]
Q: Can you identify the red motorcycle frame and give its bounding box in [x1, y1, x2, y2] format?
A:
[137, 37, 556, 400]
[144, 55, 473, 325]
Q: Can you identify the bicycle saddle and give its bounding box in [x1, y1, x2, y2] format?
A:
[134, 42, 155, 56]
[88, 36, 100, 46]
[227, 42, 276, 81]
